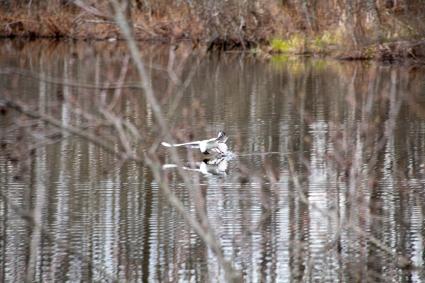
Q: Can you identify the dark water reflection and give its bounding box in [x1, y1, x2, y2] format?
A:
[1, 40, 425, 282]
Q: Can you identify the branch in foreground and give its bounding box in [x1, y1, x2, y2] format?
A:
[0, 67, 143, 90]
[1, 95, 242, 282]
[110, 1, 242, 282]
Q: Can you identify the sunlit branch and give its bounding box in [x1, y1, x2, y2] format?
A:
[110, 1, 241, 281]
[1, 98, 135, 161]
[0, 67, 142, 90]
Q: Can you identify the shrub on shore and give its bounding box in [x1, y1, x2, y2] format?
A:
[1, 0, 424, 61]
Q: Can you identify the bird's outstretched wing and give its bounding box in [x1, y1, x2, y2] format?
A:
[161, 141, 201, 149]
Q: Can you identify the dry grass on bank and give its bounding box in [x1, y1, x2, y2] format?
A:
[0, 6, 201, 40]
[0, 1, 282, 43]
[1, 1, 425, 62]
[0, 10, 74, 38]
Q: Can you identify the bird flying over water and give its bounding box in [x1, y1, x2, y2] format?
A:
[161, 131, 228, 154]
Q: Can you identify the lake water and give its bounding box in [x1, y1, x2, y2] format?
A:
[1, 40, 425, 282]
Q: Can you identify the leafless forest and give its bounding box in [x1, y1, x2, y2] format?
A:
[1, 1, 425, 282]
[1, 0, 425, 58]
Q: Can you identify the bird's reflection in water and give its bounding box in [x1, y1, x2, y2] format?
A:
[162, 155, 232, 176]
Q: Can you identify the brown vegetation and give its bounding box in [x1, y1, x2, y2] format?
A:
[1, 9, 425, 279]
[1, 1, 425, 59]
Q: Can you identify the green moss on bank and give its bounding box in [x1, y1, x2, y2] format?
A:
[269, 30, 345, 55]
[1, 1, 425, 63]
[267, 30, 425, 63]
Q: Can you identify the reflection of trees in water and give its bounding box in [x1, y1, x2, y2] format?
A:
[1, 40, 425, 282]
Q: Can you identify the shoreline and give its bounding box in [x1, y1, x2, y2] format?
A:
[1, 5, 424, 64]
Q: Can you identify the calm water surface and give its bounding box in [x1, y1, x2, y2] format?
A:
[0, 40, 425, 282]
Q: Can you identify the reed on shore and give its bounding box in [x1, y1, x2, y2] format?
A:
[1, 0, 424, 61]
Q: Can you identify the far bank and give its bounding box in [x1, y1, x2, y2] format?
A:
[1, 1, 424, 62]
